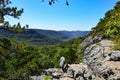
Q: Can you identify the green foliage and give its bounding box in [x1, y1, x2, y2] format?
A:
[0, 0, 28, 33]
[96, 42, 101, 46]
[0, 29, 89, 45]
[0, 36, 84, 79]
[91, 1, 120, 38]
[0, 29, 61, 45]
[44, 75, 52, 80]
[111, 38, 120, 50]
[91, 1, 120, 49]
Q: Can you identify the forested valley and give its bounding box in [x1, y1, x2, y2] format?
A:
[1, 0, 120, 79]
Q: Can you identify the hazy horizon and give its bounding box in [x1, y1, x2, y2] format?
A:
[28, 28, 90, 31]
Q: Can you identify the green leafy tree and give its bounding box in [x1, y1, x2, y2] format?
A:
[91, 1, 120, 38]
[90, 1, 120, 49]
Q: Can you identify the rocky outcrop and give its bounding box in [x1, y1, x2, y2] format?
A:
[82, 39, 120, 80]
[31, 36, 120, 80]
[58, 38, 120, 80]
[85, 39, 119, 78]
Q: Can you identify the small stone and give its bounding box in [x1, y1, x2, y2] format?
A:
[52, 73, 61, 79]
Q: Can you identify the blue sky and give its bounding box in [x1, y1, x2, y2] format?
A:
[6, 0, 118, 31]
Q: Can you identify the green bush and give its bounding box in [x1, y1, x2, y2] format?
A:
[44, 75, 52, 80]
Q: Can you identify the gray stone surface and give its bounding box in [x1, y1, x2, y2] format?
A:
[102, 56, 111, 63]
[84, 70, 93, 80]
[83, 44, 104, 65]
[67, 67, 74, 78]
[52, 72, 61, 79]
[103, 51, 120, 62]
[109, 51, 120, 61]
[81, 35, 102, 47]
[60, 56, 65, 68]
[82, 39, 119, 80]
[60, 56, 69, 72]
[44, 68, 62, 75]
[74, 67, 86, 79]
[29, 75, 44, 80]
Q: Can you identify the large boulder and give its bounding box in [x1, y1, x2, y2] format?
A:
[109, 51, 120, 61]
[103, 51, 120, 62]
[83, 44, 104, 65]
[60, 57, 66, 67]
[60, 56, 69, 72]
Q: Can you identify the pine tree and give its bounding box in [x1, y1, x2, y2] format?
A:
[0, 0, 28, 33]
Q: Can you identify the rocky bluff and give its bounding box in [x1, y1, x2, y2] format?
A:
[30, 35, 120, 80]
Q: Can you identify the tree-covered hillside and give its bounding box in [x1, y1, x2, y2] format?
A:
[0, 29, 90, 45]
[34, 29, 72, 41]
[59, 30, 90, 38]
[1, 0, 120, 79]
[0, 29, 61, 45]
[91, 1, 120, 49]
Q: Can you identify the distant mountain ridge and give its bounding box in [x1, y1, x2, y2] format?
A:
[59, 30, 90, 38]
[0, 29, 90, 45]
[0, 29, 61, 45]
[33, 29, 71, 41]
